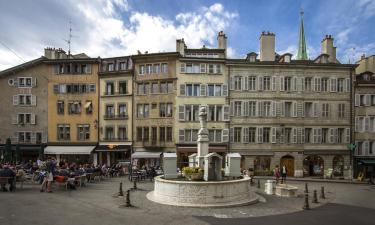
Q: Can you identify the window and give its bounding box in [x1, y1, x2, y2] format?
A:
[263, 101, 271, 117]
[305, 77, 312, 91]
[105, 105, 115, 118]
[153, 64, 160, 74]
[118, 127, 127, 140]
[77, 124, 90, 140]
[321, 78, 329, 92]
[146, 64, 152, 74]
[137, 104, 150, 118]
[17, 94, 33, 105]
[284, 128, 292, 144]
[151, 127, 157, 143]
[234, 101, 242, 116]
[234, 76, 242, 90]
[233, 128, 242, 142]
[160, 82, 167, 93]
[249, 127, 256, 143]
[208, 130, 222, 142]
[208, 105, 223, 121]
[143, 127, 149, 141]
[186, 84, 200, 96]
[263, 76, 271, 91]
[18, 77, 33, 87]
[139, 65, 145, 75]
[105, 127, 114, 140]
[321, 128, 328, 143]
[118, 104, 127, 117]
[57, 124, 70, 140]
[337, 79, 344, 92]
[161, 63, 168, 73]
[108, 63, 114, 71]
[338, 104, 345, 118]
[106, 82, 114, 95]
[322, 103, 329, 118]
[184, 129, 199, 142]
[18, 132, 32, 143]
[120, 62, 126, 70]
[85, 101, 93, 114]
[263, 128, 270, 143]
[185, 105, 199, 121]
[284, 77, 292, 91]
[249, 101, 256, 117]
[207, 84, 222, 96]
[57, 101, 64, 114]
[305, 102, 313, 117]
[186, 63, 200, 73]
[285, 102, 292, 117]
[136, 127, 143, 141]
[152, 83, 159, 94]
[36, 132, 42, 144]
[337, 128, 344, 143]
[167, 82, 173, 93]
[166, 127, 173, 142]
[137, 83, 149, 95]
[207, 64, 221, 74]
[68, 101, 81, 114]
[18, 113, 32, 124]
[159, 127, 166, 142]
[305, 128, 312, 143]
[119, 81, 127, 94]
[249, 76, 256, 91]
[160, 103, 173, 117]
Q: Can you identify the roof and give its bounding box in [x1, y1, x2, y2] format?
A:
[0, 56, 46, 77]
[131, 52, 180, 59]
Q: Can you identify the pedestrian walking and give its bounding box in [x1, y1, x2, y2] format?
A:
[281, 165, 287, 184]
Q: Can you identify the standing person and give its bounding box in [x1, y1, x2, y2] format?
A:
[45, 157, 56, 193]
[281, 165, 287, 184]
[274, 165, 280, 184]
[0, 164, 16, 192]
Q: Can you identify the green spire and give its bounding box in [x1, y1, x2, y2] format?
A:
[297, 9, 308, 60]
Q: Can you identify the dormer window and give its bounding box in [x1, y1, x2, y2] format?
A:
[321, 55, 328, 63]
[108, 63, 114, 71]
[284, 55, 291, 63]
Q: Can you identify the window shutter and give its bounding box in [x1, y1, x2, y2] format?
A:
[271, 127, 277, 143]
[345, 78, 350, 92]
[222, 84, 228, 96]
[334, 128, 338, 143]
[299, 101, 305, 117]
[292, 77, 297, 91]
[317, 128, 322, 143]
[223, 105, 230, 121]
[32, 77, 37, 87]
[229, 128, 234, 143]
[230, 101, 234, 116]
[200, 64, 206, 73]
[292, 127, 297, 143]
[31, 114, 36, 124]
[31, 95, 37, 106]
[257, 101, 263, 117]
[180, 84, 185, 96]
[355, 94, 360, 106]
[31, 132, 36, 144]
[279, 101, 285, 117]
[180, 63, 185, 73]
[178, 129, 185, 142]
[313, 102, 319, 117]
[345, 128, 350, 143]
[271, 101, 277, 117]
[243, 76, 248, 90]
[42, 132, 47, 143]
[12, 115, 18, 124]
[178, 105, 185, 121]
[13, 95, 19, 105]
[280, 76, 284, 91]
[243, 101, 249, 116]
[292, 101, 298, 117]
[222, 129, 229, 142]
[200, 84, 206, 96]
[372, 141, 375, 154]
[355, 117, 359, 132]
[315, 77, 321, 92]
[243, 127, 249, 143]
[330, 78, 337, 92]
[313, 128, 317, 143]
[300, 77, 305, 92]
[258, 76, 263, 91]
[272, 76, 277, 91]
[364, 141, 370, 155]
[257, 127, 263, 143]
[329, 128, 334, 143]
[230, 76, 234, 90]
[301, 128, 305, 143]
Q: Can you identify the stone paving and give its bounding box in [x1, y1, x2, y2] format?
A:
[0, 177, 374, 225]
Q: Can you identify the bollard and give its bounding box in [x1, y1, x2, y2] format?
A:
[118, 182, 124, 197]
[257, 179, 261, 189]
[304, 183, 309, 193]
[312, 190, 319, 203]
[320, 186, 325, 199]
[125, 189, 132, 207]
[302, 193, 310, 210]
[133, 180, 137, 190]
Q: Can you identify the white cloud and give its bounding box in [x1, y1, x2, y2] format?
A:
[0, 1, 238, 71]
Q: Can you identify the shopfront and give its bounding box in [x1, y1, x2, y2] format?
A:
[95, 145, 131, 166]
[303, 155, 324, 176]
[44, 146, 95, 164]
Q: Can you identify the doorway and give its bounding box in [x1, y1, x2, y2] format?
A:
[280, 155, 294, 177]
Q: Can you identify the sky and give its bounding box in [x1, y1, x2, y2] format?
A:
[0, 0, 374, 71]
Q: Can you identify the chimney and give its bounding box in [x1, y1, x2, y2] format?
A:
[321, 34, 337, 63]
[361, 54, 366, 60]
[259, 31, 276, 62]
[176, 38, 186, 56]
[44, 47, 56, 59]
[217, 31, 227, 57]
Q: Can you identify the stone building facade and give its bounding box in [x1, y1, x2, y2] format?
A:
[43, 48, 99, 163]
[354, 55, 375, 178]
[0, 57, 49, 161]
[174, 32, 230, 168]
[228, 33, 354, 177]
[97, 56, 133, 166]
[132, 52, 179, 167]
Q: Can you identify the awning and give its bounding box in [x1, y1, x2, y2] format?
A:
[358, 160, 375, 166]
[84, 101, 92, 108]
[131, 151, 162, 159]
[44, 146, 95, 155]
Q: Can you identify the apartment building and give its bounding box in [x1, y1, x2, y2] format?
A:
[354, 54, 375, 178]
[97, 56, 133, 166]
[228, 24, 355, 177]
[43, 48, 99, 163]
[0, 57, 48, 161]
[132, 52, 179, 168]
[175, 31, 230, 168]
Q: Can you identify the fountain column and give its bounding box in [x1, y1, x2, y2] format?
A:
[197, 106, 209, 167]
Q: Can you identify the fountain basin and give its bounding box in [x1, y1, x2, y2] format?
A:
[147, 176, 258, 207]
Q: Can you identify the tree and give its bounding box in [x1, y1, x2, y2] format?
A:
[15, 144, 21, 164]
[4, 138, 12, 162]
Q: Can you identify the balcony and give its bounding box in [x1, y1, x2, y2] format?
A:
[104, 114, 129, 120]
[103, 91, 129, 96]
[101, 137, 129, 142]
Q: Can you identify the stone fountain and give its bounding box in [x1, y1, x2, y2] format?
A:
[146, 106, 258, 207]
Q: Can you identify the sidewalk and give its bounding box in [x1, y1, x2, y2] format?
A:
[254, 176, 369, 185]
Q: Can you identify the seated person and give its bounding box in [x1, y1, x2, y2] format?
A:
[0, 165, 16, 192]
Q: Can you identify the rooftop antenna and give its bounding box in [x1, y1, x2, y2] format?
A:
[63, 20, 74, 57]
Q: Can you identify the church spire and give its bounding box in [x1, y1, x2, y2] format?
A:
[297, 9, 308, 60]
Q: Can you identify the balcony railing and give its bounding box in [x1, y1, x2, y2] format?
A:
[101, 137, 129, 141]
[103, 91, 129, 96]
[104, 114, 129, 120]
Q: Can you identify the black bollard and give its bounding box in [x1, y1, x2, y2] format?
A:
[133, 180, 137, 190]
[320, 186, 326, 199]
[302, 193, 310, 210]
[118, 182, 124, 197]
[304, 183, 309, 193]
[257, 179, 261, 189]
[125, 189, 132, 207]
[312, 190, 319, 203]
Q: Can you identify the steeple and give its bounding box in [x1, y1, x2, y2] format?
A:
[297, 9, 308, 60]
